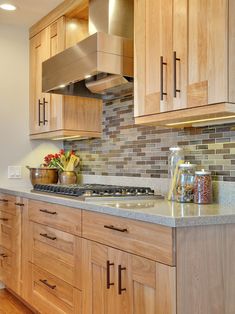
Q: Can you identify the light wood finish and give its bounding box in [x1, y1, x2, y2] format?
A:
[176, 224, 235, 314]
[82, 239, 176, 314]
[29, 28, 50, 135]
[188, 0, 228, 106]
[29, 0, 88, 38]
[0, 193, 20, 215]
[0, 195, 22, 296]
[28, 200, 82, 236]
[65, 17, 88, 48]
[28, 262, 81, 314]
[135, 103, 235, 128]
[0, 289, 33, 314]
[28, 221, 81, 288]
[82, 211, 175, 265]
[229, 0, 235, 103]
[135, 0, 235, 127]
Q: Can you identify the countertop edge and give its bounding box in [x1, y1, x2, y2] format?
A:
[1, 187, 235, 228]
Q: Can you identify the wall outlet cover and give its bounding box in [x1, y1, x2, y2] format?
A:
[8, 166, 22, 179]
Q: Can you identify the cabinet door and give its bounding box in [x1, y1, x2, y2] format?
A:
[29, 29, 50, 134]
[48, 17, 65, 131]
[134, 0, 173, 117]
[187, 0, 228, 108]
[82, 240, 130, 314]
[128, 254, 176, 314]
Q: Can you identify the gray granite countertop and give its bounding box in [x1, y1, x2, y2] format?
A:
[0, 185, 234, 227]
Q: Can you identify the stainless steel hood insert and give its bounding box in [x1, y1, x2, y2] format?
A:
[42, 32, 133, 99]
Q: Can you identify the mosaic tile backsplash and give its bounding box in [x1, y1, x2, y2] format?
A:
[64, 96, 235, 182]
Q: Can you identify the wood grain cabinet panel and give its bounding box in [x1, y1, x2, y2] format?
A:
[28, 262, 81, 314]
[82, 210, 175, 265]
[28, 221, 81, 288]
[28, 200, 82, 236]
[134, 0, 235, 126]
[82, 239, 176, 314]
[0, 194, 23, 296]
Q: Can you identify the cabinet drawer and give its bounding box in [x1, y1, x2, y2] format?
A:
[0, 211, 16, 252]
[0, 246, 13, 282]
[29, 263, 81, 314]
[0, 193, 19, 215]
[28, 200, 81, 235]
[29, 222, 81, 288]
[82, 211, 175, 265]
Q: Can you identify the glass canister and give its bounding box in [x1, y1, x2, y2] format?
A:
[168, 147, 184, 201]
[168, 147, 184, 178]
[194, 170, 212, 204]
[175, 163, 196, 203]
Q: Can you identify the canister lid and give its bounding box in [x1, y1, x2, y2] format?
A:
[169, 146, 182, 151]
[195, 169, 211, 175]
[179, 162, 196, 168]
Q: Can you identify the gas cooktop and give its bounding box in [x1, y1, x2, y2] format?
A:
[32, 184, 157, 200]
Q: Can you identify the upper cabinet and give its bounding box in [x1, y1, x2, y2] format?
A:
[134, 0, 235, 127]
[29, 3, 103, 140]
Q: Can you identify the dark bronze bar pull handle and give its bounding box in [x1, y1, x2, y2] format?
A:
[39, 209, 57, 215]
[40, 233, 57, 241]
[15, 202, 24, 207]
[104, 225, 128, 233]
[43, 98, 48, 125]
[118, 265, 126, 295]
[38, 99, 43, 126]
[0, 199, 8, 202]
[0, 218, 8, 221]
[106, 260, 114, 289]
[173, 51, 181, 97]
[39, 279, 56, 290]
[160, 56, 167, 101]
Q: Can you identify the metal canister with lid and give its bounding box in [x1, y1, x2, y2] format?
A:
[175, 163, 196, 203]
[194, 169, 212, 204]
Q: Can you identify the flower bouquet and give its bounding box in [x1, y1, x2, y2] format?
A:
[43, 149, 80, 184]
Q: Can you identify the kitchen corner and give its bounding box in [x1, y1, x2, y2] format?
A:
[0, 0, 235, 314]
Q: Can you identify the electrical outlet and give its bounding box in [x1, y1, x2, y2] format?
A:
[8, 166, 22, 179]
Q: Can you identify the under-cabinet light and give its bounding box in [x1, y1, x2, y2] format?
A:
[52, 135, 83, 141]
[0, 3, 16, 10]
[166, 115, 235, 127]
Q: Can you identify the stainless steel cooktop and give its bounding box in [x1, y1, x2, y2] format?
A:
[32, 184, 160, 201]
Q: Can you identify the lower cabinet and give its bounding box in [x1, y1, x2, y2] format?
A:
[82, 239, 176, 314]
[28, 262, 81, 314]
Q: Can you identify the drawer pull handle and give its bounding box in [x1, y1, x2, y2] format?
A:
[15, 202, 24, 207]
[0, 253, 7, 258]
[104, 225, 128, 233]
[39, 279, 56, 290]
[118, 265, 126, 295]
[0, 199, 8, 203]
[40, 233, 57, 241]
[106, 260, 114, 289]
[0, 218, 8, 221]
[39, 209, 57, 215]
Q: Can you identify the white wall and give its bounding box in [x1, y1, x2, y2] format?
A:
[0, 24, 61, 187]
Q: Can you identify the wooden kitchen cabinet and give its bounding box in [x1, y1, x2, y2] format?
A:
[134, 0, 235, 127]
[0, 194, 23, 296]
[29, 15, 102, 140]
[82, 239, 176, 314]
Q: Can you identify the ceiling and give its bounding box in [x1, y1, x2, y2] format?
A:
[0, 0, 65, 27]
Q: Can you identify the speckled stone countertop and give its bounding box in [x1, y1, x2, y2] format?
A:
[0, 186, 234, 227]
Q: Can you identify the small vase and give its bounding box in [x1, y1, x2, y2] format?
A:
[59, 171, 77, 185]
